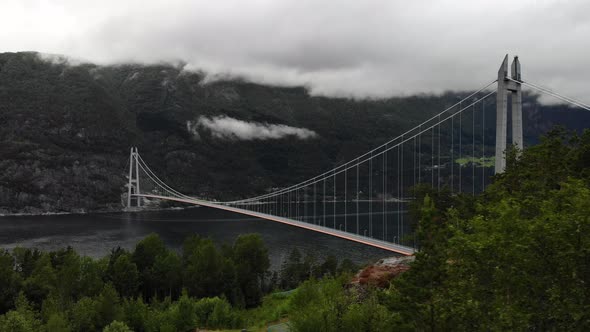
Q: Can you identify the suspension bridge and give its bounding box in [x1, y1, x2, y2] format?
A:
[125, 55, 590, 256]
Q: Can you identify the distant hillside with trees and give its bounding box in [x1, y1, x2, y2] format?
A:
[0, 51, 588, 214]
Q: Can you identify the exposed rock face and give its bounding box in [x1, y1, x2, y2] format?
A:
[350, 256, 415, 288]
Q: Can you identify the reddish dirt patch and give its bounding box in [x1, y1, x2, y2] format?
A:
[350, 256, 414, 288]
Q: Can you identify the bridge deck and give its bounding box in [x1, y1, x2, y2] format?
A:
[136, 194, 415, 256]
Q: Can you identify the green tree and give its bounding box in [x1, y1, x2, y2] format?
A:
[341, 295, 394, 332]
[79, 256, 106, 298]
[0, 311, 35, 332]
[174, 291, 196, 331]
[193, 296, 235, 328]
[133, 234, 166, 272]
[132, 233, 166, 298]
[0, 250, 21, 314]
[40, 293, 63, 324]
[320, 254, 338, 277]
[45, 313, 71, 332]
[208, 297, 235, 328]
[289, 277, 349, 332]
[437, 179, 590, 330]
[103, 320, 132, 332]
[219, 257, 239, 304]
[386, 195, 453, 331]
[106, 248, 127, 288]
[152, 250, 181, 298]
[70, 297, 98, 332]
[302, 252, 320, 280]
[182, 236, 225, 298]
[95, 284, 123, 329]
[337, 259, 358, 275]
[22, 254, 56, 308]
[385, 129, 590, 330]
[52, 247, 81, 301]
[12, 248, 41, 280]
[110, 254, 140, 298]
[232, 234, 270, 307]
[279, 248, 303, 290]
[0, 294, 42, 332]
[121, 297, 148, 332]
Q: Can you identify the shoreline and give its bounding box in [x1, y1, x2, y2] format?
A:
[0, 205, 199, 218]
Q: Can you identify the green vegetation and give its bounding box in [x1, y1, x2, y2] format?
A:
[289, 277, 393, 331]
[236, 291, 293, 331]
[277, 248, 358, 290]
[455, 156, 494, 167]
[2, 126, 589, 332]
[287, 129, 590, 330]
[0, 230, 357, 331]
[0, 233, 269, 331]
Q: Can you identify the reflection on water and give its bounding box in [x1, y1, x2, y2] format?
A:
[0, 204, 410, 269]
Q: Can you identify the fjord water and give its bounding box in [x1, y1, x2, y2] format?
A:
[0, 203, 408, 269]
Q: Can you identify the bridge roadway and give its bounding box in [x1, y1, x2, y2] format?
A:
[135, 194, 415, 256]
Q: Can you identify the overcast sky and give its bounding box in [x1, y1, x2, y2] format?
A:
[2, 0, 589, 102]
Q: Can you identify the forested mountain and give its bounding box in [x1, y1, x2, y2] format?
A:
[0, 52, 588, 214]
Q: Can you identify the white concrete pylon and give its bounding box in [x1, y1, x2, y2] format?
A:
[511, 57, 523, 150]
[495, 55, 523, 174]
[127, 147, 141, 208]
[134, 147, 141, 207]
[127, 147, 134, 208]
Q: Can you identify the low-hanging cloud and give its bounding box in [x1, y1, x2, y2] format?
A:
[193, 115, 318, 141]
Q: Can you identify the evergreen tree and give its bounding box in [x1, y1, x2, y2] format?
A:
[102, 320, 132, 332]
[45, 313, 71, 332]
[182, 237, 225, 298]
[232, 234, 270, 307]
[0, 250, 21, 314]
[110, 254, 140, 298]
[132, 233, 166, 297]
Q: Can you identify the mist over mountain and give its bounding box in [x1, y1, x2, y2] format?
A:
[0, 52, 587, 214]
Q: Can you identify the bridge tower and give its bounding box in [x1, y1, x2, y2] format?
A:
[495, 54, 523, 174]
[127, 147, 141, 209]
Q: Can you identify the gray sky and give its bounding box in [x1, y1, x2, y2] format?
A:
[2, 0, 589, 102]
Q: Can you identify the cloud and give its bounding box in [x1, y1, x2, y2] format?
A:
[2, 0, 589, 103]
[186, 121, 201, 140]
[36, 52, 84, 66]
[193, 115, 318, 141]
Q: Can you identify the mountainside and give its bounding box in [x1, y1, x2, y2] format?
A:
[0, 52, 587, 214]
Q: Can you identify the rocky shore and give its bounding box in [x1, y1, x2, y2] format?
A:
[350, 256, 415, 288]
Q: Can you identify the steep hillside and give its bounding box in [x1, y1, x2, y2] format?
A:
[0, 52, 587, 214]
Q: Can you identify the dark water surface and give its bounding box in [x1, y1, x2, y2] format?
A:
[0, 206, 403, 269]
